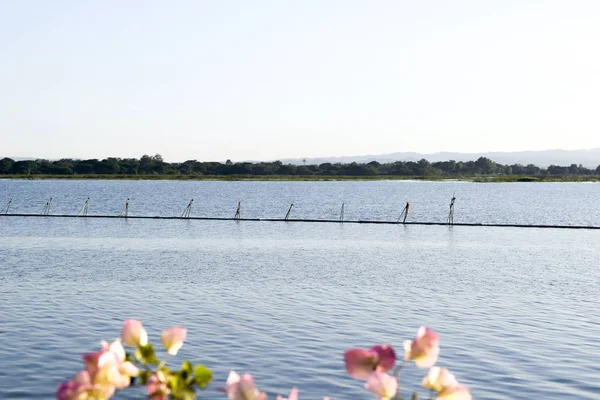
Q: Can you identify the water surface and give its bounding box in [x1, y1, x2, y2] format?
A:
[0, 180, 599, 399]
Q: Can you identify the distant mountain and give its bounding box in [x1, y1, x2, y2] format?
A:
[281, 149, 600, 169]
[1, 157, 35, 161]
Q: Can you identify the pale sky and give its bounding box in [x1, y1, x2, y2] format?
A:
[1, 0, 599, 162]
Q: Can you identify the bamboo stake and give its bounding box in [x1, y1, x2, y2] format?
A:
[447, 194, 456, 225]
[41, 197, 52, 216]
[181, 199, 193, 218]
[397, 202, 410, 224]
[234, 200, 241, 220]
[0, 198, 12, 214]
[77, 198, 90, 217]
[119, 198, 130, 218]
[284, 203, 294, 220]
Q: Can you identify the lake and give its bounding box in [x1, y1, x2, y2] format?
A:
[0, 179, 599, 399]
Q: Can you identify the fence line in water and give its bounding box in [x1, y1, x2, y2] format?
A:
[1, 196, 599, 230]
[0, 213, 599, 230]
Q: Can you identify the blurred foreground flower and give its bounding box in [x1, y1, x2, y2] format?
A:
[56, 370, 114, 400]
[222, 370, 267, 400]
[161, 326, 187, 356]
[404, 326, 440, 368]
[364, 372, 398, 400]
[147, 371, 170, 400]
[121, 319, 148, 347]
[422, 367, 458, 392]
[57, 320, 211, 400]
[57, 322, 471, 399]
[276, 387, 298, 400]
[437, 384, 472, 400]
[421, 366, 471, 400]
[344, 345, 396, 378]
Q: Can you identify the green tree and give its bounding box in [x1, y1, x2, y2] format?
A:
[139, 154, 165, 174]
[523, 164, 541, 175]
[547, 165, 568, 175]
[74, 159, 98, 174]
[12, 160, 38, 174]
[120, 158, 139, 174]
[94, 158, 120, 174]
[474, 157, 497, 174]
[0, 157, 14, 174]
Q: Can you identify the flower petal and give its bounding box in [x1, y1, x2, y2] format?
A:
[121, 319, 148, 347]
[437, 385, 472, 400]
[160, 326, 187, 356]
[344, 348, 378, 379]
[364, 372, 398, 400]
[415, 347, 440, 368]
[372, 345, 396, 372]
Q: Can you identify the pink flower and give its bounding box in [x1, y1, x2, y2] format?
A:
[73, 370, 92, 385]
[101, 338, 126, 363]
[147, 371, 170, 400]
[422, 367, 459, 392]
[82, 349, 118, 381]
[93, 363, 127, 389]
[403, 327, 440, 368]
[83, 339, 125, 379]
[121, 319, 148, 347]
[56, 370, 115, 400]
[82, 338, 135, 391]
[119, 361, 139, 378]
[223, 370, 267, 400]
[437, 385, 472, 400]
[364, 372, 398, 400]
[161, 326, 187, 356]
[277, 387, 299, 400]
[344, 345, 396, 379]
[56, 380, 85, 400]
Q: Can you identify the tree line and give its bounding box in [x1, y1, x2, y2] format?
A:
[1, 154, 599, 177]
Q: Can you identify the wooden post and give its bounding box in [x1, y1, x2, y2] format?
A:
[447, 194, 456, 225]
[284, 203, 294, 220]
[120, 198, 130, 218]
[397, 201, 410, 223]
[181, 199, 193, 218]
[1, 198, 11, 214]
[234, 200, 241, 220]
[41, 197, 52, 216]
[340, 202, 345, 223]
[78, 198, 89, 217]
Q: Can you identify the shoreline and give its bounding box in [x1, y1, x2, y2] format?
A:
[1, 174, 600, 182]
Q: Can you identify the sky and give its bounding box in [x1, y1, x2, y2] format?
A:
[1, 0, 599, 162]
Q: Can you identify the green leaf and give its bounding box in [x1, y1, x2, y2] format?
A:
[193, 364, 213, 388]
[180, 360, 193, 379]
[172, 388, 196, 400]
[168, 374, 185, 392]
[138, 370, 152, 385]
[411, 392, 419, 400]
[135, 344, 159, 365]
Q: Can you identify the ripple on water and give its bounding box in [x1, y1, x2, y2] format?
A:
[1, 181, 600, 399]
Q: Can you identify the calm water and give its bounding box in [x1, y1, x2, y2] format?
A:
[0, 180, 599, 399]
